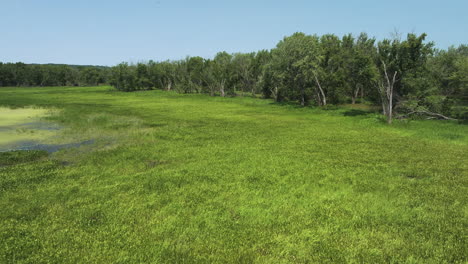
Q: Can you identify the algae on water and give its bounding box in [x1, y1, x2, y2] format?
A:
[0, 107, 58, 150]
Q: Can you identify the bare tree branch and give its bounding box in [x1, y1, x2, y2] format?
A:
[396, 111, 457, 120]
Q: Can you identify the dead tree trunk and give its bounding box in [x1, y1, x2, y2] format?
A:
[378, 61, 397, 124]
[313, 73, 326, 106]
[396, 110, 457, 120]
[314, 88, 321, 106]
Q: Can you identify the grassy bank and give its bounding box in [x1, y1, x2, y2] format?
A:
[0, 86, 467, 263]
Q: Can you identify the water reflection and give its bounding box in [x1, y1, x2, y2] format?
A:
[1, 139, 95, 153]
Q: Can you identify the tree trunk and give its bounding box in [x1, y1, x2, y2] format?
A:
[313, 73, 326, 106]
[387, 105, 393, 124]
[379, 82, 388, 117]
[316, 89, 322, 106]
[270, 86, 279, 101]
[250, 82, 255, 97]
[166, 81, 172, 91]
[387, 85, 393, 124]
[378, 61, 397, 124]
[300, 85, 305, 106]
[352, 86, 360, 104]
[220, 79, 225, 97]
[210, 85, 215, 96]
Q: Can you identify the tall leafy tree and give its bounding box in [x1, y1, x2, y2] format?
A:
[269, 32, 322, 106]
[110, 62, 137, 91]
[318, 34, 344, 104]
[231, 53, 255, 96]
[341, 33, 378, 104]
[213, 52, 232, 97]
[375, 33, 434, 123]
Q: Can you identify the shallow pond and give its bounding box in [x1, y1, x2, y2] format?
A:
[0, 107, 93, 153]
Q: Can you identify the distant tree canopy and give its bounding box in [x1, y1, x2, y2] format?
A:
[0, 63, 109, 87]
[106, 32, 466, 120]
[1, 32, 466, 120]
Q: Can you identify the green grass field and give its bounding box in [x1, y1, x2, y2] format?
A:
[1, 86, 467, 263]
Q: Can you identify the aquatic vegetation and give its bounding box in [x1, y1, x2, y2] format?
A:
[0, 107, 58, 148]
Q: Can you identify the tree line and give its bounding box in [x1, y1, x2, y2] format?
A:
[1, 32, 466, 122]
[108, 32, 467, 122]
[0, 63, 109, 87]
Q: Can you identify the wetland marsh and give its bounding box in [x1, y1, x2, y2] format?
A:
[0, 86, 467, 263]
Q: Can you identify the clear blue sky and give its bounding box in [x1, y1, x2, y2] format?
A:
[1, 0, 467, 66]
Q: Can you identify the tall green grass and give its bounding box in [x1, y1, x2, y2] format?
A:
[1, 86, 467, 263]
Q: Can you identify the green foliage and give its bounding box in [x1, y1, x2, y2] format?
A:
[1, 32, 466, 120]
[213, 51, 233, 96]
[0, 63, 108, 87]
[0, 86, 467, 262]
[318, 34, 344, 104]
[109, 62, 138, 91]
[231, 52, 255, 95]
[268, 32, 321, 105]
[429, 46, 468, 119]
[375, 33, 439, 123]
[103, 32, 467, 121]
[341, 33, 378, 104]
[376, 33, 435, 99]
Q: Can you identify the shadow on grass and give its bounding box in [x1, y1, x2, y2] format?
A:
[269, 100, 304, 108]
[0, 150, 48, 166]
[342, 109, 373, 117]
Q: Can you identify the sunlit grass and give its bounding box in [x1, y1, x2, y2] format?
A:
[0, 86, 467, 263]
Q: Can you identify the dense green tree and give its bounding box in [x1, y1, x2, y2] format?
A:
[268, 32, 322, 105]
[159, 61, 177, 91]
[231, 53, 255, 96]
[429, 47, 468, 119]
[187, 56, 206, 93]
[252, 50, 272, 98]
[375, 33, 434, 123]
[200, 59, 217, 96]
[429, 45, 468, 98]
[0, 63, 108, 87]
[212, 52, 232, 97]
[341, 33, 378, 104]
[318, 34, 344, 104]
[134, 63, 149, 89]
[110, 62, 137, 91]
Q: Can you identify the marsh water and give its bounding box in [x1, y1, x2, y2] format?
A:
[0, 107, 92, 153]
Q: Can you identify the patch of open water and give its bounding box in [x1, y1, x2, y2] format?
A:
[0, 107, 94, 153]
[0, 139, 95, 153]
